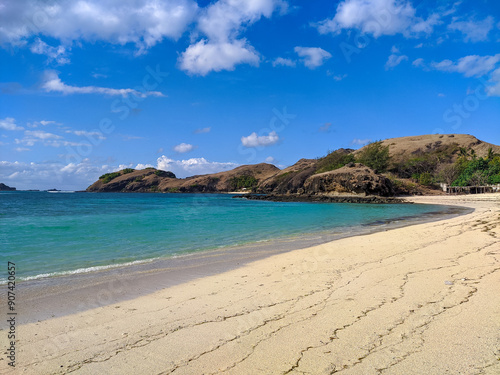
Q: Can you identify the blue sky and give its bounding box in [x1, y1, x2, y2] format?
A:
[1, 0, 499, 190]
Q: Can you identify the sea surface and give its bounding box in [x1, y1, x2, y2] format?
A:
[0, 191, 454, 284]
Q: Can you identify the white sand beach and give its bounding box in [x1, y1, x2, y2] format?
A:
[6, 194, 500, 374]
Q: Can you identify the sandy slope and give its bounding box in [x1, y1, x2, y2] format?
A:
[4, 194, 500, 374]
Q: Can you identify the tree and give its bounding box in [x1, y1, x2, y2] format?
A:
[439, 164, 460, 185]
[356, 141, 390, 173]
[486, 147, 495, 161]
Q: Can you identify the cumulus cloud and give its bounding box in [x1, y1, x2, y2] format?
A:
[30, 38, 69, 64]
[41, 71, 165, 97]
[178, 0, 287, 75]
[241, 131, 279, 148]
[294, 47, 331, 69]
[0, 117, 24, 131]
[430, 54, 500, 77]
[265, 156, 276, 163]
[316, 0, 439, 37]
[0, 159, 115, 190]
[448, 16, 494, 42]
[179, 39, 259, 76]
[156, 155, 238, 178]
[351, 138, 371, 145]
[173, 143, 195, 153]
[0, 0, 199, 53]
[272, 57, 296, 67]
[197, 0, 287, 42]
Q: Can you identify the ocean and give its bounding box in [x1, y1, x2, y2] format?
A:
[0, 191, 454, 284]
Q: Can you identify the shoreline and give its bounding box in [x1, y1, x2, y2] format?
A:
[7, 203, 467, 327]
[6, 194, 500, 374]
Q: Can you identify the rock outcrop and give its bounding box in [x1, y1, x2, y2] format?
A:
[303, 163, 395, 197]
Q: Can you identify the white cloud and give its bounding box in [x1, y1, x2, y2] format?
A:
[265, 156, 276, 163]
[197, 0, 288, 42]
[438, 93, 446, 97]
[385, 53, 408, 69]
[27, 120, 59, 128]
[317, 0, 412, 36]
[411, 13, 441, 34]
[40, 120, 57, 126]
[179, 39, 259, 76]
[178, 0, 287, 75]
[487, 68, 500, 97]
[351, 138, 371, 145]
[316, 0, 440, 37]
[135, 163, 155, 170]
[294, 47, 331, 69]
[66, 130, 106, 140]
[241, 131, 279, 148]
[0, 159, 115, 190]
[0, 0, 199, 53]
[448, 16, 494, 42]
[412, 58, 425, 67]
[0, 117, 24, 131]
[41, 71, 165, 97]
[430, 54, 500, 77]
[272, 57, 296, 67]
[15, 147, 30, 152]
[194, 127, 211, 134]
[173, 143, 195, 153]
[24, 130, 62, 140]
[30, 38, 69, 64]
[156, 155, 238, 178]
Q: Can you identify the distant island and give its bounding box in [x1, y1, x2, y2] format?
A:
[87, 134, 500, 198]
[0, 183, 16, 191]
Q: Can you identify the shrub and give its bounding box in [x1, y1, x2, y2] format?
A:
[356, 141, 390, 173]
[99, 172, 121, 184]
[392, 155, 438, 179]
[229, 175, 258, 190]
[316, 151, 355, 173]
[155, 170, 176, 178]
[122, 168, 135, 174]
[418, 172, 434, 186]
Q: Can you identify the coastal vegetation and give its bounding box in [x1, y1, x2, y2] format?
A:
[99, 172, 121, 184]
[451, 149, 500, 186]
[228, 175, 258, 190]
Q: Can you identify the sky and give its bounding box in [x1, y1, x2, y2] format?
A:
[1, 0, 499, 190]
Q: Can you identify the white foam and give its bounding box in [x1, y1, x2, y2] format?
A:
[0, 257, 161, 284]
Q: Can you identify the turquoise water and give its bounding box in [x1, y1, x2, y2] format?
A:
[0, 192, 449, 283]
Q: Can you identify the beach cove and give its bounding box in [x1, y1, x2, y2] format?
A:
[3, 194, 500, 374]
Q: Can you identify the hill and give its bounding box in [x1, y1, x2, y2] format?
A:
[87, 134, 500, 197]
[0, 183, 16, 191]
[86, 164, 280, 193]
